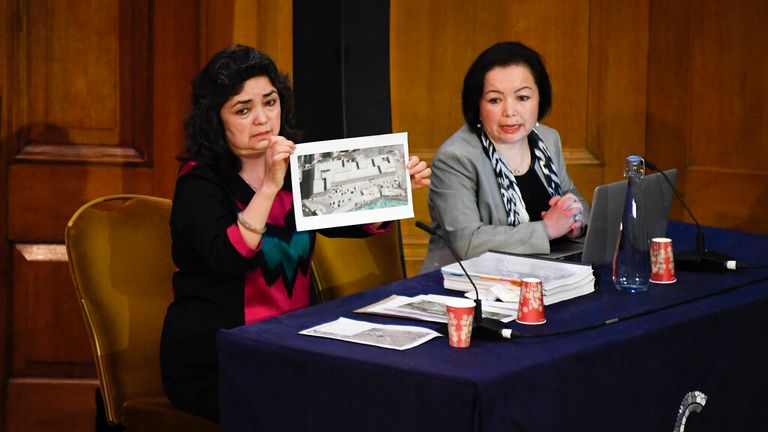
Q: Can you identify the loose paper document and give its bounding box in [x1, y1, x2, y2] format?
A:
[355, 294, 519, 323]
[290, 132, 414, 231]
[299, 317, 440, 350]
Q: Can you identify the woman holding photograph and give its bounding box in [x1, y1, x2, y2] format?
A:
[160, 44, 430, 422]
[420, 41, 589, 273]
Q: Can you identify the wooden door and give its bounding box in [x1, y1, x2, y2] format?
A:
[0, 0, 199, 430]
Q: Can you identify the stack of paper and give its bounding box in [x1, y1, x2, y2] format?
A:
[355, 294, 519, 323]
[441, 251, 595, 305]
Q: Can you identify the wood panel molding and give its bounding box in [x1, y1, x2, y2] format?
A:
[16, 143, 143, 163]
[563, 147, 601, 166]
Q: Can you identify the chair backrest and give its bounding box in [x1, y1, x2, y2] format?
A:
[65, 194, 174, 425]
[311, 222, 406, 302]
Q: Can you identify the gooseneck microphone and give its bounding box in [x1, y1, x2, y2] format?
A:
[415, 221, 517, 339]
[644, 161, 735, 271]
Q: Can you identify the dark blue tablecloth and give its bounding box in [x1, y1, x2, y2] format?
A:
[218, 222, 768, 431]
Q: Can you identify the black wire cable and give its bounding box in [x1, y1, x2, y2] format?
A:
[508, 272, 768, 339]
[736, 263, 768, 270]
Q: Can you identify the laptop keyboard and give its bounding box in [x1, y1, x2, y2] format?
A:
[558, 251, 583, 263]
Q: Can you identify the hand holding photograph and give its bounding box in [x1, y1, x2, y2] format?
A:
[290, 133, 414, 231]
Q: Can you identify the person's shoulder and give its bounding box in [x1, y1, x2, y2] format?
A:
[533, 123, 560, 142]
[178, 162, 221, 181]
[437, 125, 481, 156]
[175, 162, 229, 193]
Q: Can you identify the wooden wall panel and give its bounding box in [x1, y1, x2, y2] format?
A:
[688, 0, 767, 172]
[0, 0, 11, 424]
[647, 0, 768, 233]
[391, 0, 648, 273]
[14, 0, 150, 163]
[2, 1, 293, 429]
[232, 0, 293, 74]
[11, 245, 93, 377]
[201, 0, 293, 72]
[2, 1, 195, 430]
[151, 0, 201, 199]
[27, 0, 118, 143]
[4, 378, 97, 432]
[7, 164, 154, 242]
[586, 0, 649, 184]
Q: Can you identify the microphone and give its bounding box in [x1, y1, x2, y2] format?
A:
[415, 221, 516, 339]
[644, 161, 734, 272]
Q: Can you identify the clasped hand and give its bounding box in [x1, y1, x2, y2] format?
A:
[541, 193, 585, 239]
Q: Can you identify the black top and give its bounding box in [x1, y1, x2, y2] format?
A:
[514, 146, 550, 221]
[160, 162, 386, 421]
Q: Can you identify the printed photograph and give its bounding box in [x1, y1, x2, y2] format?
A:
[297, 145, 408, 217]
[290, 133, 414, 231]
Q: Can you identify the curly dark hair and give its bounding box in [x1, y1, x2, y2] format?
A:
[180, 45, 300, 174]
[462, 41, 552, 135]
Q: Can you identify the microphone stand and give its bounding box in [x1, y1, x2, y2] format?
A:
[645, 161, 732, 272]
[415, 221, 514, 339]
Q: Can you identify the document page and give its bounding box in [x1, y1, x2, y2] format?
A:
[299, 317, 441, 350]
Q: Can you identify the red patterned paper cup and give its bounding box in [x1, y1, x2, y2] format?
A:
[445, 298, 475, 348]
[517, 278, 546, 325]
[651, 237, 677, 284]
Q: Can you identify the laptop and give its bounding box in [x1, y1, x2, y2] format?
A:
[546, 169, 678, 266]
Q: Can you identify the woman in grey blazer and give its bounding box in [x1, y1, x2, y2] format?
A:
[420, 42, 589, 273]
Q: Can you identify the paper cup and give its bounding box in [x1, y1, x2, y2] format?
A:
[651, 237, 677, 283]
[446, 298, 475, 348]
[516, 278, 546, 325]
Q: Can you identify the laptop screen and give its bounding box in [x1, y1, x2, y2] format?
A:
[580, 169, 678, 266]
[544, 169, 678, 265]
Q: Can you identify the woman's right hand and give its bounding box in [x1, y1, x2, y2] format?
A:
[541, 193, 584, 239]
[262, 135, 296, 194]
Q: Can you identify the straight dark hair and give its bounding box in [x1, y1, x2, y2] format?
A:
[462, 41, 552, 135]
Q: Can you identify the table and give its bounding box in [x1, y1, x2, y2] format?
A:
[217, 223, 768, 431]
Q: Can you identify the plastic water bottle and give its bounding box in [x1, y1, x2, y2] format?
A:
[613, 155, 651, 292]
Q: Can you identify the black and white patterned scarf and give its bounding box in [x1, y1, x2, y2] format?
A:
[478, 127, 562, 226]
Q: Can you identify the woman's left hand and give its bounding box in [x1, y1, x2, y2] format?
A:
[407, 155, 431, 189]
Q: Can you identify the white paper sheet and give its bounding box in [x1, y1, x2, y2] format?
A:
[299, 317, 441, 350]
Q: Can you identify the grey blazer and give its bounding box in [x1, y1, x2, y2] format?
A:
[419, 124, 590, 273]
